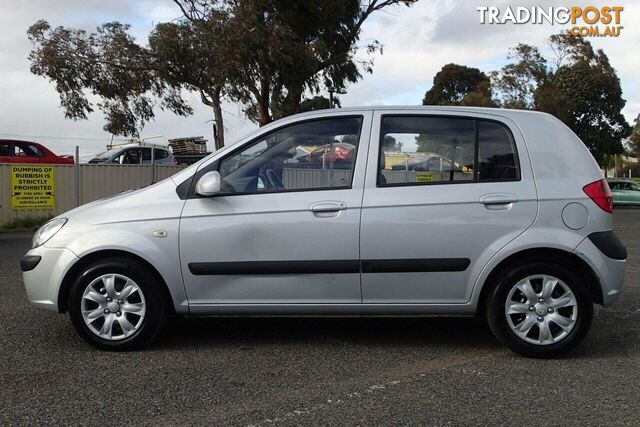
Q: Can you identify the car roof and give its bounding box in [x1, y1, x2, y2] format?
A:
[277, 105, 552, 122]
[110, 143, 169, 149]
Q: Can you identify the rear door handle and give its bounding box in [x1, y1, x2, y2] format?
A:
[480, 193, 518, 208]
[309, 201, 347, 213]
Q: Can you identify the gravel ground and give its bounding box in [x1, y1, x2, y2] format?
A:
[1, 210, 639, 426]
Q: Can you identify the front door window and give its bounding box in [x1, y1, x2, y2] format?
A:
[217, 117, 363, 195]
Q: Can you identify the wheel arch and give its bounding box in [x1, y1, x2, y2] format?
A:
[476, 247, 603, 315]
[57, 249, 174, 314]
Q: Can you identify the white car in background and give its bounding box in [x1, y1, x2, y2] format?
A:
[89, 142, 176, 165]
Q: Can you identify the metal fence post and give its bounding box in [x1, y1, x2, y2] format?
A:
[150, 147, 155, 184]
[75, 146, 80, 207]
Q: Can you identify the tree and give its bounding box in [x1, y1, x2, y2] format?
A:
[215, 0, 417, 125]
[629, 116, 640, 159]
[28, 17, 232, 149]
[28, 0, 417, 149]
[383, 135, 401, 152]
[491, 44, 548, 109]
[533, 33, 630, 163]
[490, 32, 630, 165]
[422, 64, 495, 107]
[298, 96, 338, 113]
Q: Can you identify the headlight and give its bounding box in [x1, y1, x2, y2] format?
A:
[32, 218, 67, 248]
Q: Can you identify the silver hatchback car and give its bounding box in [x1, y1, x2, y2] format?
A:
[22, 107, 626, 357]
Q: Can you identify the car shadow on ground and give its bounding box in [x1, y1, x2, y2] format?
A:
[144, 314, 632, 359]
[154, 315, 501, 350]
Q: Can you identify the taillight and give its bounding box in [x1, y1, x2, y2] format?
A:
[583, 179, 613, 213]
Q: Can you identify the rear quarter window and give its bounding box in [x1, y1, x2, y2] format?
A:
[478, 121, 519, 181]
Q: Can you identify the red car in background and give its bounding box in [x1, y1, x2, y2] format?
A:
[302, 142, 356, 164]
[0, 140, 74, 164]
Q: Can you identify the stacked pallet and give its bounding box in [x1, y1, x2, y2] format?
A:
[169, 136, 208, 154]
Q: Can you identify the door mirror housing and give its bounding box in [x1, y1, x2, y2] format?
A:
[195, 171, 222, 196]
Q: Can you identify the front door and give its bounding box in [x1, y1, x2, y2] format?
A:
[360, 111, 538, 304]
[179, 113, 371, 309]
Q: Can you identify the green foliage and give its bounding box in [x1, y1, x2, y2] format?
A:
[225, 0, 417, 124]
[436, 31, 631, 165]
[533, 33, 630, 163]
[491, 44, 548, 109]
[0, 216, 51, 232]
[383, 135, 401, 152]
[298, 96, 338, 112]
[28, 21, 192, 137]
[629, 118, 640, 159]
[422, 64, 496, 107]
[27, 0, 418, 148]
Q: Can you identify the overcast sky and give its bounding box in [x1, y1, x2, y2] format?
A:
[1, 0, 638, 160]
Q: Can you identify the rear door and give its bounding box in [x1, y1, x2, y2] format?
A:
[360, 110, 537, 303]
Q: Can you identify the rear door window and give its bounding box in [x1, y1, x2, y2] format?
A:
[15, 143, 44, 157]
[378, 116, 519, 186]
[154, 149, 169, 160]
[379, 116, 475, 185]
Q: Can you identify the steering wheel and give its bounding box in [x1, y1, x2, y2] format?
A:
[265, 169, 285, 190]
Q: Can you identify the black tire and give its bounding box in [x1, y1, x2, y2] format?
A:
[486, 261, 593, 358]
[69, 257, 168, 351]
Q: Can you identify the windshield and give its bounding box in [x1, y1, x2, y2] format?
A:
[92, 147, 125, 160]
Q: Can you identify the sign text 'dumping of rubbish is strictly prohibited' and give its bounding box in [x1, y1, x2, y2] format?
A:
[10, 165, 55, 209]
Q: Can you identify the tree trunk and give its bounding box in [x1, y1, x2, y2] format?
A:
[257, 77, 272, 126]
[212, 95, 224, 150]
[257, 105, 271, 127]
[200, 87, 225, 150]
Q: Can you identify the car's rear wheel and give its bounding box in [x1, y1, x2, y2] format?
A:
[69, 257, 168, 350]
[486, 262, 593, 358]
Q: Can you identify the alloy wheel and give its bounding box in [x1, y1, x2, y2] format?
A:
[505, 274, 578, 345]
[80, 273, 146, 340]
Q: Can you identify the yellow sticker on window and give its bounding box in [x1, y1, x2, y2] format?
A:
[415, 172, 433, 182]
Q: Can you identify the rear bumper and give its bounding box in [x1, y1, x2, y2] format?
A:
[587, 231, 627, 260]
[574, 233, 626, 306]
[22, 246, 79, 312]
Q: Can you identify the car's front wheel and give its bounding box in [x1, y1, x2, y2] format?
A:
[486, 262, 593, 358]
[69, 257, 168, 350]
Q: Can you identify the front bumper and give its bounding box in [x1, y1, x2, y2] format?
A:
[22, 246, 79, 312]
[574, 234, 626, 306]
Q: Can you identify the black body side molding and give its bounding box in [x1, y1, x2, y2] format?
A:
[189, 260, 360, 275]
[188, 258, 471, 276]
[361, 258, 470, 273]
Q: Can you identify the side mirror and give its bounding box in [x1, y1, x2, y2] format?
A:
[195, 171, 221, 196]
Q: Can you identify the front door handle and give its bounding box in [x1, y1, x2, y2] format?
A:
[309, 201, 347, 213]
